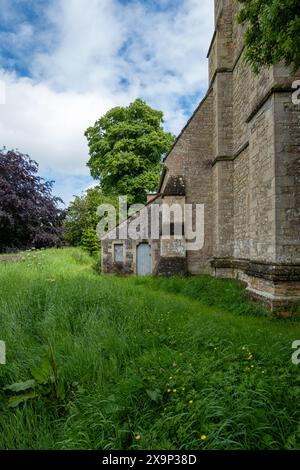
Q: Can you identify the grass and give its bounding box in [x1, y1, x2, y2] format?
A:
[0, 247, 300, 450]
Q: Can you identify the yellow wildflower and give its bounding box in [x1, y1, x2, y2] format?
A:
[200, 434, 207, 441]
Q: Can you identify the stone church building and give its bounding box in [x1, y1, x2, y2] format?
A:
[102, 0, 300, 312]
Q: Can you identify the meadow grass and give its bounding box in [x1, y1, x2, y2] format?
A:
[0, 247, 300, 450]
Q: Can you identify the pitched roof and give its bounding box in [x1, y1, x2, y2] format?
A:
[101, 193, 160, 240]
[158, 87, 213, 192]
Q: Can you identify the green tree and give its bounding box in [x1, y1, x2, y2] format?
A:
[64, 194, 89, 247]
[85, 99, 175, 204]
[237, 0, 300, 73]
[64, 186, 117, 248]
[80, 227, 100, 256]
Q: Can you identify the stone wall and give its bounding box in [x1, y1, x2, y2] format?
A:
[160, 195, 186, 259]
[212, 161, 234, 259]
[232, 59, 249, 152]
[210, 0, 300, 268]
[233, 146, 250, 260]
[163, 92, 214, 275]
[102, 237, 161, 276]
[101, 239, 135, 275]
[248, 96, 276, 263]
[101, 201, 162, 275]
[274, 93, 300, 264]
[209, 0, 300, 309]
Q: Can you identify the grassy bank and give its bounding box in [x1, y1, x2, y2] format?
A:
[0, 248, 299, 450]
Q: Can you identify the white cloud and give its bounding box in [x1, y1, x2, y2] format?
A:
[33, 0, 128, 93]
[0, 0, 214, 203]
[0, 70, 116, 175]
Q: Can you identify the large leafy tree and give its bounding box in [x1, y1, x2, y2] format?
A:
[0, 150, 65, 252]
[237, 0, 300, 73]
[85, 99, 175, 203]
[64, 186, 117, 250]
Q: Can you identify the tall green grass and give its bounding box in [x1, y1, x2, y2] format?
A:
[0, 248, 300, 450]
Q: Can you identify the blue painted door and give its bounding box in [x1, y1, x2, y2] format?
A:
[137, 243, 152, 276]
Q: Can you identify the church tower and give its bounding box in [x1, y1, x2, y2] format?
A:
[209, 0, 300, 311]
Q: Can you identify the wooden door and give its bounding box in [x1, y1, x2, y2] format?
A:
[136, 243, 152, 276]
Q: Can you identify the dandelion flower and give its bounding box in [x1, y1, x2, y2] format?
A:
[200, 434, 207, 441]
[135, 435, 141, 441]
[188, 400, 193, 405]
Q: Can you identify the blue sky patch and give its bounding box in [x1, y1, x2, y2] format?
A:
[0, 0, 214, 203]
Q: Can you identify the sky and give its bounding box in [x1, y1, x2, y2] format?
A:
[0, 0, 214, 205]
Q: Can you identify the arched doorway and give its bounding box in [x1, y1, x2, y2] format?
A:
[136, 243, 152, 276]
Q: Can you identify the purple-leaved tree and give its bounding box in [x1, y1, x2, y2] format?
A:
[0, 149, 65, 252]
